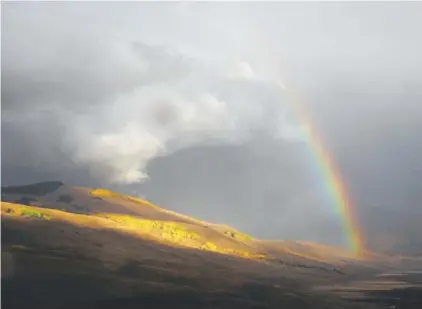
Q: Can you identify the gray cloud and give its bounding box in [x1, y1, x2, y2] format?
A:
[2, 3, 300, 184]
[2, 2, 422, 250]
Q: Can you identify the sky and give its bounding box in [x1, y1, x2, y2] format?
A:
[2, 2, 422, 250]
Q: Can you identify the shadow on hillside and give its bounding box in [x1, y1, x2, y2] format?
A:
[1, 181, 64, 197]
[330, 272, 422, 309]
[9, 210, 420, 308]
[1, 216, 354, 309]
[347, 287, 422, 309]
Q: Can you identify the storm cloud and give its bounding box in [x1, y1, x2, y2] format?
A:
[2, 2, 422, 249]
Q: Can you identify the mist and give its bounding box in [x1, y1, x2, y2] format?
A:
[2, 2, 422, 249]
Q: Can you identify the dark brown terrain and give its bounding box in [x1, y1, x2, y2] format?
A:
[2, 181, 422, 309]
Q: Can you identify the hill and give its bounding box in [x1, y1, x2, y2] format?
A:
[2, 181, 422, 309]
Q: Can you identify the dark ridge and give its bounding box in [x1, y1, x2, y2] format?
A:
[15, 196, 38, 206]
[1, 181, 64, 197]
[57, 194, 74, 204]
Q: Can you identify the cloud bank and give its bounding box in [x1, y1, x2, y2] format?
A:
[2, 19, 298, 184]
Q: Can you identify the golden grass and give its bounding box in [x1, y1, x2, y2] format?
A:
[2, 202, 52, 220]
[1, 202, 263, 260]
[96, 213, 202, 244]
[89, 188, 213, 226]
[1, 202, 115, 228]
[222, 229, 253, 242]
[95, 213, 263, 259]
[90, 189, 159, 209]
[89, 188, 121, 198]
[3, 184, 373, 265]
[89, 189, 256, 251]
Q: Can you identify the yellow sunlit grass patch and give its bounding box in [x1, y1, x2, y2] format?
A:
[90, 189, 163, 210]
[199, 241, 264, 259]
[2, 202, 52, 220]
[90, 189, 157, 207]
[89, 188, 122, 198]
[96, 213, 201, 244]
[90, 188, 208, 225]
[74, 212, 263, 259]
[223, 230, 253, 242]
[1, 202, 263, 261]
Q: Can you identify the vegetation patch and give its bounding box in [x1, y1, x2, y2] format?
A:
[200, 242, 264, 259]
[97, 213, 263, 260]
[90, 188, 160, 209]
[2, 203, 52, 220]
[97, 214, 201, 245]
[1, 200, 262, 260]
[200, 242, 218, 251]
[5, 208, 15, 214]
[20, 209, 52, 220]
[224, 230, 253, 241]
[90, 188, 121, 198]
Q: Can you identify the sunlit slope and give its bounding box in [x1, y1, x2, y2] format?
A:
[1, 181, 373, 265]
[1, 199, 368, 294]
[2, 204, 370, 309]
[1, 201, 263, 260]
[2, 182, 420, 309]
[2, 182, 253, 237]
[2, 182, 260, 259]
[2, 181, 199, 221]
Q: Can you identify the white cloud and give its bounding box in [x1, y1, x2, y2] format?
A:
[226, 59, 256, 80]
[52, 41, 297, 184]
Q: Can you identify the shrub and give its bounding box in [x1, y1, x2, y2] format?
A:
[20, 209, 51, 220]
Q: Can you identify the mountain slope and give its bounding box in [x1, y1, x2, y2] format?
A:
[1, 181, 263, 259]
[1, 181, 361, 264]
[2, 181, 420, 309]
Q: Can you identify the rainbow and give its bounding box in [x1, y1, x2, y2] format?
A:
[277, 81, 365, 259]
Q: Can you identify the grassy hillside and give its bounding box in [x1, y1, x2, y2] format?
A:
[2, 181, 420, 309]
[1, 181, 364, 264]
[1, 201, 262, 260]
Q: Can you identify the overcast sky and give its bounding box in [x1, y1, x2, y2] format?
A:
[2, 2, 422, 249]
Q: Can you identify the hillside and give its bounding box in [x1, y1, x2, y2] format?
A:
[1, 181, 262, 259]
[2, 181, 421, 309]
[0, 181, 363, 264]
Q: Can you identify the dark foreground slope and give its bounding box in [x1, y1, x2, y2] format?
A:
[1, 217, 360, 309]
[2, 182, 422, 309]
